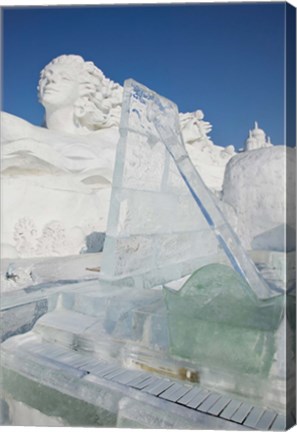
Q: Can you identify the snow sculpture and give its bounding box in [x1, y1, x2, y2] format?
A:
[244, 121, 273, 151]
[13, 218, 38, 257]
[101, 79, 273, 300]
[1, 55, 122, 257]
[1, 54, 226, 258]
[2, 54, 123, 144]
[179, 110, 213, 146]
[38, 54, 122, 133]
[222, 146, 296, 251]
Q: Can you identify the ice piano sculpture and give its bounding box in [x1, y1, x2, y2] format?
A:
[101, 78, 289, 381]
[1, 80, 295, 429]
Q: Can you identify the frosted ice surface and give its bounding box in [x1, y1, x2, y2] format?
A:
[101, 79, 274, 299]
[101, 80, 219, 287]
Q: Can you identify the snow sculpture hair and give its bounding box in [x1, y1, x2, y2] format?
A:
[38, 54, 122, 130]
[179, 110, 213, 145]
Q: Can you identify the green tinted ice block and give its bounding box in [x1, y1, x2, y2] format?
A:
[164, 264, 284, 377]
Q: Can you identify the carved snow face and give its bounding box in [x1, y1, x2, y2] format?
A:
[39, 64, 80, 108]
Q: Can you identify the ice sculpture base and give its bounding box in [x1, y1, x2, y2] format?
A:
[1, 273, 294, 428]
[1, 330, 294, 430]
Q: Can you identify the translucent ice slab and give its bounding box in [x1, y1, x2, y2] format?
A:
[101, 79, 274, 300]
[147, 85, 274, 300]
[100, 80, 220, 288]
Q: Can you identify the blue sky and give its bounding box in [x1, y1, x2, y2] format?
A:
[2, 3, 285, 148]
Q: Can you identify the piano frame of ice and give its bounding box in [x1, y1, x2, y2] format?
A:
[100, 79, 273, 301]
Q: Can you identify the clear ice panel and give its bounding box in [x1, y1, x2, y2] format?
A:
[164, 264, 284, 376]
[107, 188, 210, 237]
[101, 79, 223, 286]
[101, 79, 272, 299]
